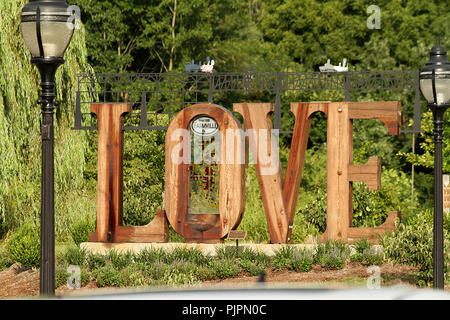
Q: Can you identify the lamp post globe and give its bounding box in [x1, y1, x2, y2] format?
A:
[20, 0, 75, 296]
[419, 37, 450, 290]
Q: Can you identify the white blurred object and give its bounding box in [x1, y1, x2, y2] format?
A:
[201, 59, 215, 73]
[319, 58, 348, 72]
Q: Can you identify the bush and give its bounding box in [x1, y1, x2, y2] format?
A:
[0, 246, 12, 271]
[86, 252, 107, 270]
[134, 248, 167, 265]
[208, 259, 239, 279]
[314, 241, 349, 270]
[94, 264, 122, 287]
[107, 250, 134, 270]
[351, 238, 384, 266]
[239, 259, 266, 276]
[240, 247, 270, 267]
[195, 265, 217, 281]
[167, 247, 211, 266]
[6, 223, 40, 268]
[69, 215, 95, 246]
[272, 246, 295, 270]
[291, 249, 314, 272]
[298, 190, 327, 233]
[59, 245, 87, 266]
[382, 211, 450, 287]
[215, 245, 239, 261]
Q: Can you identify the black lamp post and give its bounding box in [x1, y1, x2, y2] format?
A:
[20, 0, 75, 296]
[419, 37, 450, 290]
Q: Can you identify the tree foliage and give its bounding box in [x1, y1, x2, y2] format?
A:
[0, 0, 95, 238]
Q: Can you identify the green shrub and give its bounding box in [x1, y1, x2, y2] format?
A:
[141, 261, 170, 280]
[94, 264, 122, 287]
[208, 259, 239, 279]
[272, 246, 295, 270]
[382, 211, 450, 287]
[240, 247, 270, 266]
[167, 247, 210, 266]
[215, 245, 239, 261]
[351, 238, 384, 266]
[117, 265, 148, 287]
[291, 249, 314, 272]
[107, 250, 134, 270]
[134, 247, 166, 265]
[0, 246, 12, 271]
[59, 245, 87, 266]
[315, 241, 349, 270]
[195, 265, 217, 281]
[298, 190, 327, 233]
[6, 223, 40, 268]
[86, 252, 107, 270]
[239, 259, 265, 276]
[69, 215, 95, 246]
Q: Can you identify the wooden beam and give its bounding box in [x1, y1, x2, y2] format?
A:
[348, 156, 381, 190]
[89, 103, 130, 243]
[234, 103, 289, 243]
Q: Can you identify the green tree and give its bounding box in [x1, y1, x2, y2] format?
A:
[0, 0, 95, 239]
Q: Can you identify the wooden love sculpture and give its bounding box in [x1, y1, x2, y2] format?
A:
[88, 101, 402, 244]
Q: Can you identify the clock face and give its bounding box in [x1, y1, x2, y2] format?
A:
[190, 116, 219, 137]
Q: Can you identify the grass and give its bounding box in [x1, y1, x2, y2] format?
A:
[46, 242, 402, 290]
[0, 240, 422, 291]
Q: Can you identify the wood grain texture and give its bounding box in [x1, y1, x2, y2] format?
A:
[114, 210, 169, 242]
[348, 156, 381, 190]
[234, 103, 288, 243]
[347, 211, 401, 243]
[165, 103, 245, 243]
[88, 103, 168, 243]
[89, 103, 130, 243]
[320, 101, 402, 243]
[283, 102, 328, 241]
[347, 101, 402, 135]
[325, 102, 352, 241]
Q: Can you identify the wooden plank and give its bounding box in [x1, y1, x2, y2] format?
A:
[283, 102, 328, 240]
[114, 210, 169, 242]
[347, 101, 402, 135]
[347, 211, 401, 243]
[323, 102, 352, 241]
[89, 103, 131, 243]
[234, 103, 288, 243]
[348, 156, 381, 190]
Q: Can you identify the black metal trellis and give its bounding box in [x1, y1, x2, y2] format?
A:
[73, 70, 422, 134]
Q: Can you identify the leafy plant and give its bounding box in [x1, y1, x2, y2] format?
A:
[6, 223, 40, 268]
[106, 250, 134, 270]
[291, 249, 314, 272]
[239, 259, 266, 276]
[59, 245, 87, 267]
[351, 238, 384, 266]
[86, 252, 107, 271]
[272, 245, 295, 270]
[314, 241, 349, 270]
[93, 264, 122, 287]
[69, 215, 96, 246]
[208, 259, 239, 279]
[382, 211, 450, 287]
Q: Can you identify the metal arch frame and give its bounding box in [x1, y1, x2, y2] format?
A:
[73, 70, 422, 134]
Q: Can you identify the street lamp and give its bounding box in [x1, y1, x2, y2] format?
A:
[419, 37, 450, 289]
[20, 0, 75, 296]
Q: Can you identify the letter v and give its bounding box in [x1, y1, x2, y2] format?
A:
[233, 102, 326, 243]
